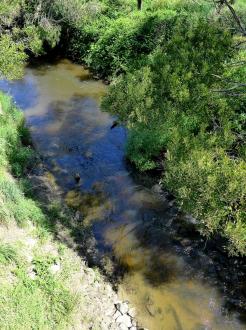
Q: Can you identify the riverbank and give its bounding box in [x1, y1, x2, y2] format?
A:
[0, 57, 244, 329]
[0, 92, 140, 330]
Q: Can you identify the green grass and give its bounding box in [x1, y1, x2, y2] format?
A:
[0, 92, 79, 329]
[0, 243, 18, 265]
[0, 253, 77, 330]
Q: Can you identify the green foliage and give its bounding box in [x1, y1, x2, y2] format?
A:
[103, 16, 235, 157]
[0, 0, 23, 26]
[0, 35, 27, 80]
[64, 0, 137, 63]
[0, 92, 34, 176]
[67, 14, 109, 63]
[0, 243, 18, 265]
[164, 144, 246, 256]
[0, 253, 77, 329]
[0, 93, 78, 329]
[218, 0, 246, 34]
[0, 93, 44, 227]
[0, 0, 62, 79]
[102, 11, 246, 255]
[87, 9, 177, 77]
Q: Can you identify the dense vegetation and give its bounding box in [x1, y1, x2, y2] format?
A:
[102, 4, 246, 256]
[71, 0, 246, 256]
[0, 0, 245, 257]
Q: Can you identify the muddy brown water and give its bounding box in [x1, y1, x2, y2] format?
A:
[0, 59, 245, 330]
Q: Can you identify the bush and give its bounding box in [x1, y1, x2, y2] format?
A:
[103, 16, 235, 164]
[0, 93, 34, 177]
[87, 9, 177, 77]
[103, 15, 246, 255]
[0, 35, 27, 80]
[0, 243, 18, 265]
[165, 142, 246, 256]
[0, 0, 63, 80]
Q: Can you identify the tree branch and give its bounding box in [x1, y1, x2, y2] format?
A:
[217, 0, 246, 36]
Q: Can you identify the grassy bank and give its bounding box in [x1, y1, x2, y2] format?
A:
[0, 92, 79, 328]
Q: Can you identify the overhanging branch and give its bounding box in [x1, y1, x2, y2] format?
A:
[216, 0, 246, 36]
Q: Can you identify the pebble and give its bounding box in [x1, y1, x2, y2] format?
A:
[28, 271, 36, 279]
[85, 150, 93, 159]
[50, 262, 61, 274]
[116, 302, 129, 314]
[118, 323, 129, 330]
[28, 265, 36, 279]
[116, 314, 132, 328]
[74, 211, 81, 221]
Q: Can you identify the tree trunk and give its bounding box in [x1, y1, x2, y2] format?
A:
[137, 0, 142, 10]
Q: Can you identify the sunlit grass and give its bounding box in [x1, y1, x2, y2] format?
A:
[0, 92, 79, 329]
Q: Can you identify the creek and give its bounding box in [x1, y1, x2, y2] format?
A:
[0, 59, 245, 330]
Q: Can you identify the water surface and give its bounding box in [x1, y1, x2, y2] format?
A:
[0, 59, 244, 330]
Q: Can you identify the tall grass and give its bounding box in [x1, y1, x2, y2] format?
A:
[0, 92, 78, 329]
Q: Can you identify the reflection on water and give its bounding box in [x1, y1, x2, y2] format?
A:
[65, 188, 113, 226]
[0, 58, 244, 330]
[106, 224, 240, 330]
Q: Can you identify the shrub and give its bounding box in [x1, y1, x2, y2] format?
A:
[103, 15, 246, 255]
[87, 9, 177, 77]
[0, 35, 27, 80]
[165, 142, 246, 256]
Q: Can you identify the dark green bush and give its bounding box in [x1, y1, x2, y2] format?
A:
[87, 9, 177, 77]
[103, 16, 246, 255]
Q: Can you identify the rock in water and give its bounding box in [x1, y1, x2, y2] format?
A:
[74, 173, 80, 183]
[110, 121, 118, 129]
